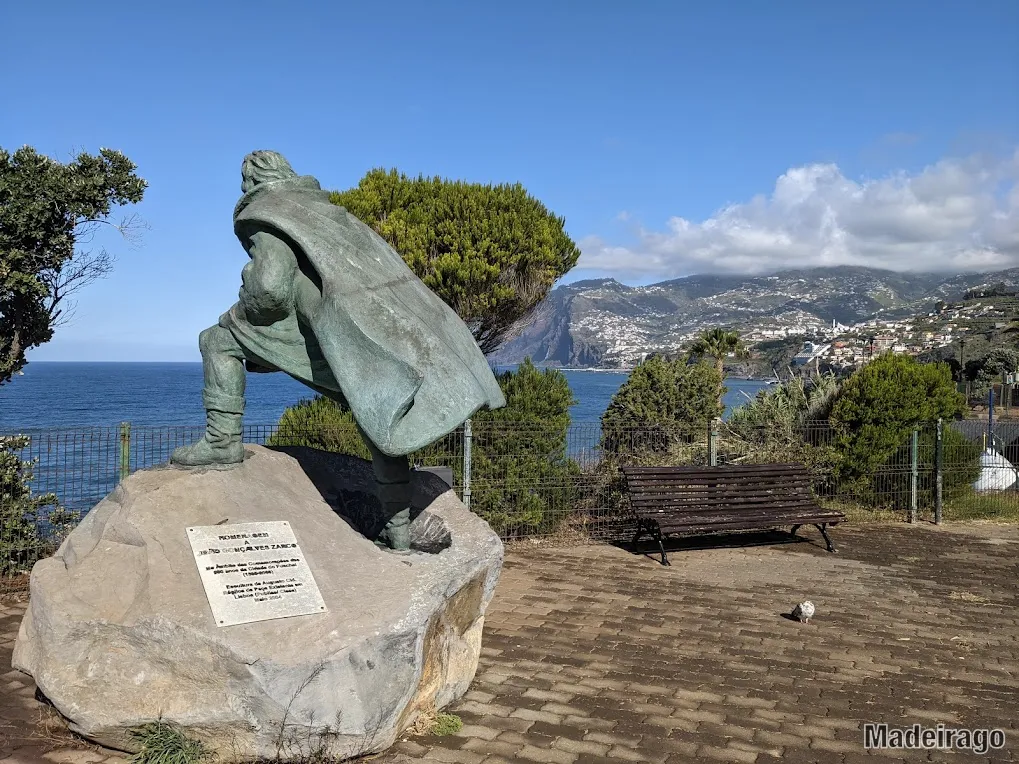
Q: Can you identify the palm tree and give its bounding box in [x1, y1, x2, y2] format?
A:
[689, 328, 750, 380]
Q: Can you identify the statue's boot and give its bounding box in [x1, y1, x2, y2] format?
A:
[171, 393, 246, 467]
[378, 504, 412, 550]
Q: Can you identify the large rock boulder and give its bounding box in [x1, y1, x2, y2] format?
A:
[13, 445, 503, 762]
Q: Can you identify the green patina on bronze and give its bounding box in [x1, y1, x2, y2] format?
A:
[171, 151, 505, 549]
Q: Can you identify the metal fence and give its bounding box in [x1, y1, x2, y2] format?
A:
[3, 418, 1018, 589]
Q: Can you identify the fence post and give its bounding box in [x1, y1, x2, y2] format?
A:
[935, 418, 944, 525]
[709, 419, 719, 467]
[462, 418, 472, 511]
[118, 421, 131, 483]
[908, 427, 919, 523]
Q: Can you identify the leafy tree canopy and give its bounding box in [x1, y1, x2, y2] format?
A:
[331, 169, 580, 354]
[601, 355, 723, 453]
[0, 146, 146, 384]
[828, 352, 965, 482]
[689, 328, 750, 374]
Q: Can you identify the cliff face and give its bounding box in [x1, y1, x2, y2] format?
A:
[487, 267, 1019, 368]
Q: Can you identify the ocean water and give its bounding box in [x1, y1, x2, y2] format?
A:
[0, 362, 770, 429]
[0, 363, 770, 514]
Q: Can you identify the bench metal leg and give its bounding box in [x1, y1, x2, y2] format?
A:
[653, 527, 670, 566]
[631, 526, 645, 554]
[656, 537, 670, 566]
[790, 524, 802, 537]
[632, 520, 670, 565]
[814, 523, 836, 553]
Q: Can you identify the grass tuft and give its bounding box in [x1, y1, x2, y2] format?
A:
[129, 720, 211, 764]
[431, 713, 463, 736]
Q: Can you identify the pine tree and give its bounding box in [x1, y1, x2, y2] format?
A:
[331, 169, 580, 353]
[600, 356, 724, 454]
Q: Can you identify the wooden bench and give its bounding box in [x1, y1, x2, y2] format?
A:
[621, 464, 845, 565]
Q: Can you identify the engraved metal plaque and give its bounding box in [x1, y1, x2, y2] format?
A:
[187, 521, 327, 627]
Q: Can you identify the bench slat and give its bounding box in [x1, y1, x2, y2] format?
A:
[629, 484, 815, 500]
[633, 499, 820, 516]
[623, 464, 810, 477]
[658, 515, 843, 534]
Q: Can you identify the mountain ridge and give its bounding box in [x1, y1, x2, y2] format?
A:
[489, 266, 1019, 368]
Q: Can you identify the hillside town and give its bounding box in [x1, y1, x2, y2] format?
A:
[745, 293, 1019, 374]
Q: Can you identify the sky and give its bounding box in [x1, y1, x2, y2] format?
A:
[2, 1, 1017, 361]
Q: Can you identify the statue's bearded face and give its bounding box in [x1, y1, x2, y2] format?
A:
[241, 171, 258, 194]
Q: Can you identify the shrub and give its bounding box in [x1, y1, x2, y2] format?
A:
[270, 396, 371, 460]
[827, 353, 977, 506]
[268, 359, 580, 537]
[1, 435, 66, 577]
[467, 359, 580, 536]
[727, 373, 839, 441]
[600, 356, 723, 455]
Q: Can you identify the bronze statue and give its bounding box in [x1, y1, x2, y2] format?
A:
[172, 151, 505, 549]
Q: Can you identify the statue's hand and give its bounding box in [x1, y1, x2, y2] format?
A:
[239, 285, 288, 326]
[236, 232, 296, 325]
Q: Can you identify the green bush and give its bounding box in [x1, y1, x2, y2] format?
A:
[268, 359, 580, 537]
[600, 356, 723, 455]
[727, 373, 839, 440]
[1, 435, 64, 577]
[827, 353, 977, 506]
[270, 396, 371, 460]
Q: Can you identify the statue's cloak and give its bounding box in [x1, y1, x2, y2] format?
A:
[225, 176, 505, 457]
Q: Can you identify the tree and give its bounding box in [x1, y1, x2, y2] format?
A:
[331, 169, 580, 354]
[0, 146, 147, 384]
[689, 328, 749, 404]
[601, 356, 724, 454]
[972, 347, 1019, 397]
[269, 359, 580, 537]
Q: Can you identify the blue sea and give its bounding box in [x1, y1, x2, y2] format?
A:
[0, 362, 770, 430]
[0, 363, 770, 514]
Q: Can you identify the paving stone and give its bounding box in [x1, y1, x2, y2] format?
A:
[3, 523, 1018, 764]
[460, 738, 523, 758]
[515, 744, 578, 764]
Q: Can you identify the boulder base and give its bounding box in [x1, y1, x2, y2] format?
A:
[13, 445, 503, 762]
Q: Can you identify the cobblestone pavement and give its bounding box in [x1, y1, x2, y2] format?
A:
[2, 522, 1018, 763]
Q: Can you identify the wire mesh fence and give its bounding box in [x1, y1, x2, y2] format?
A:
[3, 417, 1018, 591]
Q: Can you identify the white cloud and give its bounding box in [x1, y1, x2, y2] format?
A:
[579, 149, 1019, 278]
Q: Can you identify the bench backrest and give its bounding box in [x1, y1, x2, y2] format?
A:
[621, 464, 818, 518]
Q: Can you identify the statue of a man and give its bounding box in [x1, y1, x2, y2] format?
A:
[171, 151, 506, 549]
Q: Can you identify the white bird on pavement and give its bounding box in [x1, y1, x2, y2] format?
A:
[791, 601, 815, 624]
